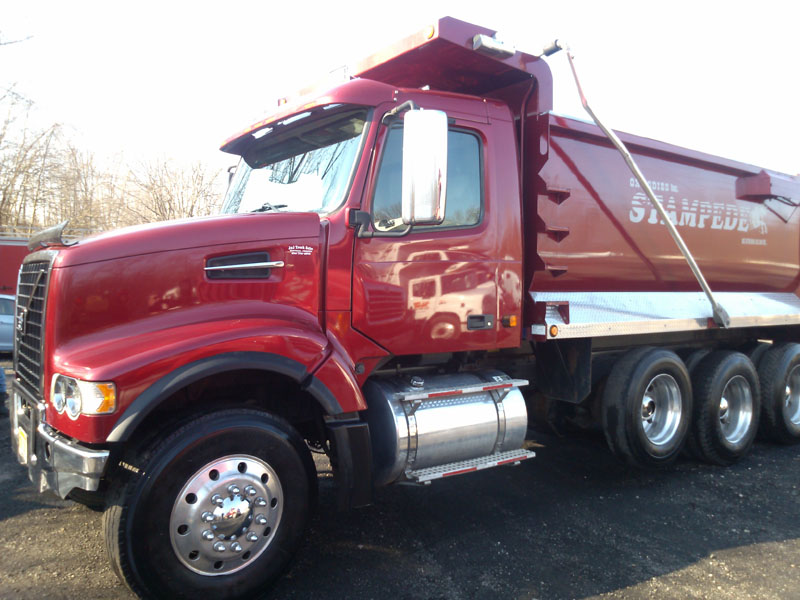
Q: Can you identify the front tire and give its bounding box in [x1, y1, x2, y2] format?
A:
[68, 487, 107, 512]
[602, 347, 692, 468]
[104, 409, 316, 599]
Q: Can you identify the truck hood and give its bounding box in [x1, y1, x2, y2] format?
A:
[53, 212, 322, 268]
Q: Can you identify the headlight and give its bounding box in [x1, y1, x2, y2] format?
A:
[51, 375, 116, 419]
[52, 377, 66, 413]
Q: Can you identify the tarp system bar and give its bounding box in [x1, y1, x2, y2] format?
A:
[542, 41, 731, 328]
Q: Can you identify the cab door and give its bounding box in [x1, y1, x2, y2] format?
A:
[352, 105, 500, 356]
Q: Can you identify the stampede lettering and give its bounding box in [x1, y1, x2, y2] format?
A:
[629, 193, 768, 235]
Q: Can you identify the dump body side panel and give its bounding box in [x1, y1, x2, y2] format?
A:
[532, 115, 800, 296]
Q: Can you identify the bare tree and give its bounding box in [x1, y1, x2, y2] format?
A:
[0, 30, 222, 237]
[126, 159, 221, 224]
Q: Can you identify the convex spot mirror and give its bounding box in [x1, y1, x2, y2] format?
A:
[401, 109, 448, 225]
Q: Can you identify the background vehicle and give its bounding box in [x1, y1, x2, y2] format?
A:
[0, 236, 28, 296]
[8, 17, 800, 599]
[0, 294, 13, 353]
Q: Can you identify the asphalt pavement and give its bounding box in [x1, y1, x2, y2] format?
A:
[1, 356, 799, 599]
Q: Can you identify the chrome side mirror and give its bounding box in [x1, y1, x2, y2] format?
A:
[401, 110, 448, 225]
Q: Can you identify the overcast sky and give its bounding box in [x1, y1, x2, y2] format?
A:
[2, 0, 799, 175]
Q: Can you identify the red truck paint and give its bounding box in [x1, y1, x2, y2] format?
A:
[535, 116, 799, 294]
[9, 16, 800, 599]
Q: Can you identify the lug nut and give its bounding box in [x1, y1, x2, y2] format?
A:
[213, 542, 226, 552]
[202, 529, 215, 541]
[244, 485, 257, 497]
[246, 532, 258, 542]
[228, 484, 241, 495]
[255, 514, 268, 525]
[231, 542, 243, 552]
[211, 494, 224, 506]
[201, 511, 214, 522]
[255, 497, 267, 507]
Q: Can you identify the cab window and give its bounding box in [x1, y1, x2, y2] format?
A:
[372, 126, 482, 232]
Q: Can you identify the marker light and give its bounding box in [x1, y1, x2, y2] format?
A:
[472, 34, 515, 59]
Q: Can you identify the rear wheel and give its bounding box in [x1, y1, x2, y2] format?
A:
[602, 347, 692, 468]
[103, 409, 316, 599]
[689, 351, 760, 465]
[758, 343, 800, 444]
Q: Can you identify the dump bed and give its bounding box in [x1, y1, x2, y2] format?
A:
[530, 114, 800, 339]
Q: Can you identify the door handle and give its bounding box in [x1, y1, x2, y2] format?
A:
[467, 314, 494, 330]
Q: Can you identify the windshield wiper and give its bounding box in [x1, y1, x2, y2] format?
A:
[251, 202, 288, 213]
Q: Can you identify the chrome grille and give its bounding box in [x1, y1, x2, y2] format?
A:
[15, 260, 51, 396]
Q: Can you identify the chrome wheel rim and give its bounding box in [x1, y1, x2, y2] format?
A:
[170, 454, 283, 576]
[640, 374, 682, 446]
[784, 365, 800, 427]
[719, 375, 753, 445]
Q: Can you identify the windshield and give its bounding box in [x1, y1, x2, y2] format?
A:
[221, 107, 369, 215]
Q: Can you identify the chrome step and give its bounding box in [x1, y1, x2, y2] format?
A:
[406, 449, 535, 484]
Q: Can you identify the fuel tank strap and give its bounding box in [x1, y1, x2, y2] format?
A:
[393, 379, 529, 404]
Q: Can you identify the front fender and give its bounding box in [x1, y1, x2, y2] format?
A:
[106, 351, 342, 443]
[311, 346, 366, 414]
[48, 317, 332, 442]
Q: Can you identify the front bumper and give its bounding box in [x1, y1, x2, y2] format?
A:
[9, 382, 109, 499]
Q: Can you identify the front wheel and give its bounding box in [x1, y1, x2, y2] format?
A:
[104, 409, 316, 599]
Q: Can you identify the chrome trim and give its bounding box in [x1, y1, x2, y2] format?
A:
[640, 374, 682, 446]
[14, 251, 57, 398]
[203, 261, 285, 272]
[719, 375, 754, 445]
[23, 249, 60, 263]
[9, 383, 109, 498]
[27, 220, 74, 251]
[531, 291, 800, 340]
[37, 423, 110, 485]
[366, 373, 529, 486]
[170, 454, 283, 576]
[407, 448, 535, 483]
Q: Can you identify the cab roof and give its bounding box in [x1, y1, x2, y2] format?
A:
[221, 17, 553, 155]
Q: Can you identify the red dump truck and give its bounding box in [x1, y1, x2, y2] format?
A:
[9, 17, 800, 599]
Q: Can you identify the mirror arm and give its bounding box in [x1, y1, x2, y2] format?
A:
[381, 100, 419, 124]
[348, 209, 412, 238]
[349, 209, 373, 238]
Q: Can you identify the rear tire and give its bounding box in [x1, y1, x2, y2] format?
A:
[689, 351, 760, 465]
[740, 341, 771, 369]
[681, 348, 711, 458]
[758, 343, 800, 444]
[602, 347, 692, 468]
[103, 409, 316, 599]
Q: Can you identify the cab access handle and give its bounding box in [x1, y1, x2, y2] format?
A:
[467, 314, 494, 330]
